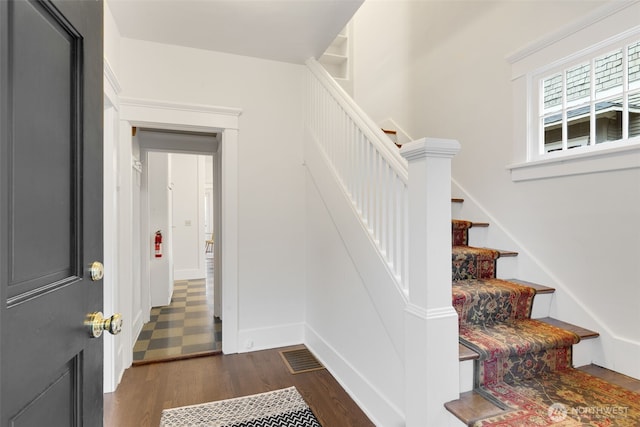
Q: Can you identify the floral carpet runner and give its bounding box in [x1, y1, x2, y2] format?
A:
[159, 387, 321, 427]
[476, 369, 640, 426]
[451, 221, 640, 426]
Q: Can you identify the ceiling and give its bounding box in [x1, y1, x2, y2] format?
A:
[106, 0, 363, 64]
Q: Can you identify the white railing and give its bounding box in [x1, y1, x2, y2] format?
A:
[305, 59, 409, 291]
[306, 58, 462, 425]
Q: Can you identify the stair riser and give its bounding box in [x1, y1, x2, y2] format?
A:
[493, 256, 517, 280]
[451, 225, 488, 247]
[573, 339, 599, 368]
[530, 293, 553, 319]
[459, 359, 474, 393]
[468, 226, 488, 247]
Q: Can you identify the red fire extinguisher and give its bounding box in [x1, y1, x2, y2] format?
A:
[154, 230, 163, 258]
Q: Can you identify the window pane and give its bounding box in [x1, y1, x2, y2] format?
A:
[566, 105, 590, 148]
[595, 49, 623, 99]
[630, 92, 640, 138]
[543, 116, 562, 152]
[566, 63, 590, 105]
[543, 74, 562, 113]
[630, 41, 640, 90]
[595, 96, 623, 143]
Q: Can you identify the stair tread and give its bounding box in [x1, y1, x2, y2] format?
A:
[458, 317, 598, 361]
[459, 343, 479, 361]
[452, 246, 518, 258]
[537, 317, 600, 340]
[506, 278, 555, 294]
[446, 364, 639, 425]
[471, 222, 489, 227]
[445, 390, 507, 425]
[496, 248, 518, 257]
[460, 319, 580, 361]
[452, 219, 489, 228]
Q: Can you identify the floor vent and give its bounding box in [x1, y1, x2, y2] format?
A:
[279, 348, 325, 374]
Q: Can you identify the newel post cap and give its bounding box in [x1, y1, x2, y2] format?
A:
[399, 137, 461, 161]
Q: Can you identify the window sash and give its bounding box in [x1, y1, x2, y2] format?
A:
[534, 37, 640, 160]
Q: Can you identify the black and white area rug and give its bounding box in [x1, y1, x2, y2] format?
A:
[159, 386, 322, 427]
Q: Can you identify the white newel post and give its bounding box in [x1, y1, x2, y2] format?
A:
[401, 138, 461, 426]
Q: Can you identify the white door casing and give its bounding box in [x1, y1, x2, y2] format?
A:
[105, 97, 241, 389]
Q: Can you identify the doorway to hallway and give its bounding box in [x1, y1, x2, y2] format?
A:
[103, 97, 241, 392]
[132, 130, 221, 364]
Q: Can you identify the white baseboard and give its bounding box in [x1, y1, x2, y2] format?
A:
[304, 325, 405, 427]
[593, 335, 640, 380]
[174, 268, 205, 281]
[237, 322, 304, 353]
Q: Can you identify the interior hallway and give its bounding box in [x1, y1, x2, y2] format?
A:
[132, 257, 220, 364]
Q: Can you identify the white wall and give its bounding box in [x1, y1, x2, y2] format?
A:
[147, 151, 174, 307]
[103, 1, 121, 76]
[352, 1, 640, 378]
[118, 38, 307, 351]
[304, 173, 405, 426]
[170, 153, 206, 281]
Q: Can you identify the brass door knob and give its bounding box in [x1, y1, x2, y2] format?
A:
[85, 312, 122, 338]
[89, 261, 104, 281]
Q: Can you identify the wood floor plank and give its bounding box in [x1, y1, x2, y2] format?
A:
[104, 345, 374, 427]
[577, 364, 640, 393]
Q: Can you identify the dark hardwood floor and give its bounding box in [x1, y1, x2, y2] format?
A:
[104, 344, 374, 427]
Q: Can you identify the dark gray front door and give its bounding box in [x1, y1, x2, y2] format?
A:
[0, 0, 104, 425]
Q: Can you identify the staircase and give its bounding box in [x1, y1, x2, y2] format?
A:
[446, 199, 604, 425]
[304, 58, 640, 425]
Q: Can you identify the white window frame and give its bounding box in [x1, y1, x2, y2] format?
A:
[507, 1, 640, 182]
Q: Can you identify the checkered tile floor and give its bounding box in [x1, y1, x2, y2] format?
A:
[133, 274, 221, 363]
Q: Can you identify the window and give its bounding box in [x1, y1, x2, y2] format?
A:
[508, 2, 640, 181]
[537, 39, 640, 157]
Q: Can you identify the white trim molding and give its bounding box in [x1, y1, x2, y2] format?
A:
[508, 141, 640, 181]
[400, 137, 461, 161]
[507, 1, 640, 78]
[104, 58, 122, 103]
[119, 98, 242, 355]
[120, 97, 242, 133]
[103, 62, 122, 393]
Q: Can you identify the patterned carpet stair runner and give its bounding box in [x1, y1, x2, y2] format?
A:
[450, 220, 640, 426]
[474, 368, 640, 426]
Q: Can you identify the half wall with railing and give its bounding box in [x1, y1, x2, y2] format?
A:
[306, 59, 410, 292]
[303, 57, 461, 426]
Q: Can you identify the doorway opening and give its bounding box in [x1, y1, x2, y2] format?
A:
[130, 129, 222, 363]
[103, 98, 241, 392]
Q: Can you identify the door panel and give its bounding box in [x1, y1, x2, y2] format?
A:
[0, 0, 104, 425]
[9, 0, 79, 299]
[10, 356, 79, 426]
